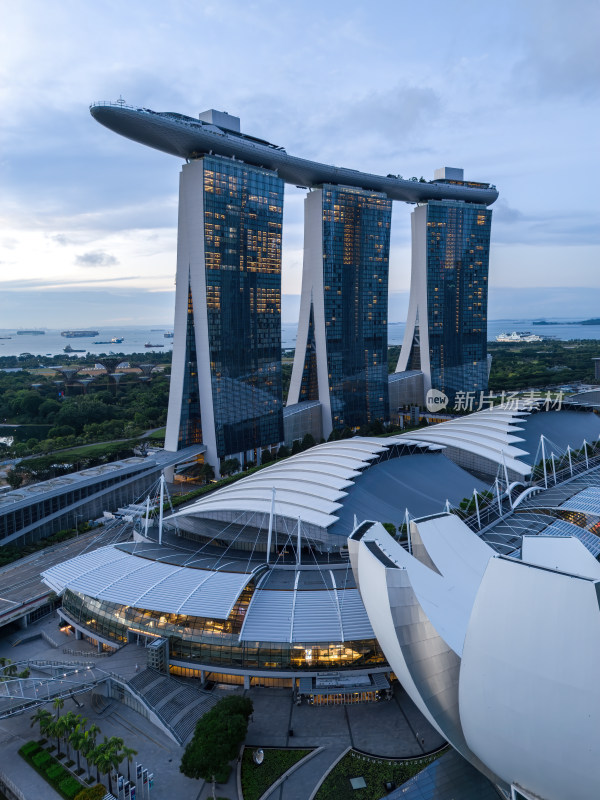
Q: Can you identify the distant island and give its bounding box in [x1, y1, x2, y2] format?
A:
[532, 319, 600, 326]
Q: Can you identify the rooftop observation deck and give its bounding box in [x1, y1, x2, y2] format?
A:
[90, 101, 498, 206]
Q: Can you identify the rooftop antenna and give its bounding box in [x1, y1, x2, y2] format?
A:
[116, 95, 126, 106]
[158, 473, 165, 546]
[266, 487, 276, 565]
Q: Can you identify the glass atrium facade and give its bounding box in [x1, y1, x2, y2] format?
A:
[425, 200, 492, 401]
[178, 155, 284, 457]
[310, 185, 392, 430]
[62, 589, 386, 674]
[177, 286, 202, 447]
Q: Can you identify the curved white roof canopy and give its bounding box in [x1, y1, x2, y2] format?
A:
[168, 437, 438, 533]
[239, 584, 374, 643]
[400, 406, 533, 477]
[41, 545, 254, 619]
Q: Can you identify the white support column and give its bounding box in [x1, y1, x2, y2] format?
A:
[474, 489, 481, 530]
[541, 435, 548, 489]
[158, 474, 165, 546]
[584, 439, 589, 470]
[495, 478, 502, 516]
[143, 496, 150, 538]
[296, 517, 302, 567]
[405, 509, 411, 554]
[266, 487, 276, 565]
[567, 445, 573, 477]
[551, 452, 557, 485]
[396, 205, 431, 401]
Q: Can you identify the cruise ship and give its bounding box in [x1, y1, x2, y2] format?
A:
[496, 331, 543, 343]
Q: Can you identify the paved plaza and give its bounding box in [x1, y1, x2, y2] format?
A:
[0, 617, 445, 799]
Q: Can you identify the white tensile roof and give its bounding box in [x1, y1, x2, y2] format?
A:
[170, 408, 534, 532]
[41, 545, 253, 619]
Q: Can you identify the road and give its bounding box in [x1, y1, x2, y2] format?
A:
[0, 523, 131, 629]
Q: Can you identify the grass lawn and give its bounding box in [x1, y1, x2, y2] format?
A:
[49, 439, 139, 458]
[146, 428, 166, 441]
[314, 750, 441, 800]
[241, 747, 312, 800]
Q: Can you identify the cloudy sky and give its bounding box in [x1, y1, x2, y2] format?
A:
[1, 0, 599, 327]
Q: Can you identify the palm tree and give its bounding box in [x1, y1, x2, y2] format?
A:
[120, 745, 138, 782]
[30, 707, 53, 740]
[69, 718, 88, 774]
[81, 723, 101, 780]
[46, 718, 61, 755]
[92, 737, 119, 796]
[61, 711, 80, 761]
[53, 696, 65, 719]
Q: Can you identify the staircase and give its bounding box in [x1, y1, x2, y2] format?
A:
[127, 669, 219, 744]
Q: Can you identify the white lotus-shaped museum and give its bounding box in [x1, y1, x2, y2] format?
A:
[349, 513, 600, 800]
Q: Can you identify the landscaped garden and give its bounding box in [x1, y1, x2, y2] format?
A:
[23, 700, 138, 799]
[314, 749, 443, 800]
[241, 747, 312, 800]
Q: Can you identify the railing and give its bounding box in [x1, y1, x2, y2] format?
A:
[89, 99, 137, 112]
[108, 671, 182, 744]
[0, 769, 27, 800]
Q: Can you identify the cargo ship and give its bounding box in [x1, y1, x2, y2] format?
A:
[17, 330, 45, 335]
[61, 330, 100, 338]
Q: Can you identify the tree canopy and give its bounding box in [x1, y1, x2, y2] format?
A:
[180, 696, 253, 784]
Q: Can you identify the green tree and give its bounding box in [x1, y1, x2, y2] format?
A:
[80, 723, 101, 780]
[119, 745, 138, 783]
[180, 696, 253, 788]
[69, 717, 88, 774]
[220, 458, 240, 476]
[301, 433, 315, 450]
[30, 707, 53, 739]
[90, 737, 121, 795]
[60, 711, 80, 761]
[53, 696, 65, 719]
[5, 469, 23, 489]
[276, 445, 290, 459]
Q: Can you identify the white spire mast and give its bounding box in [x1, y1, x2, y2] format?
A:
[266, 487, 276, 564]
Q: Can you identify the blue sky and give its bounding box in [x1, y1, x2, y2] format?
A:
[0, 0, 599, 327]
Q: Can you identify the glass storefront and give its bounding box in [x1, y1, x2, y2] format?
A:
[62, 588, 386, 674]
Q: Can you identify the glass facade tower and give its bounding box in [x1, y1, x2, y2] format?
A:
[397, 199, 492, 403]
[288, 185, 392, 438]
[166, 155, 284, 467]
